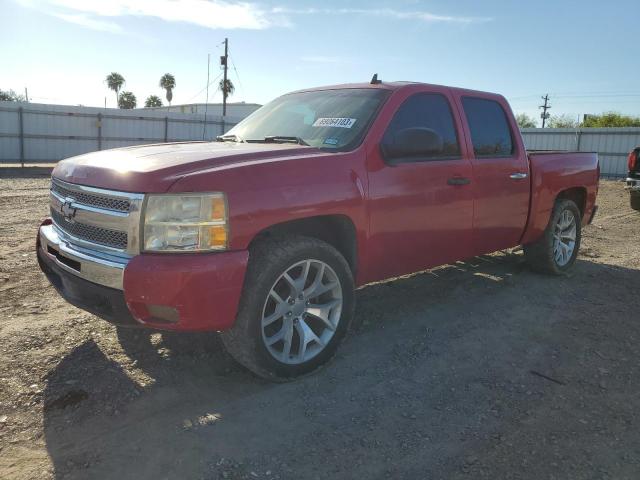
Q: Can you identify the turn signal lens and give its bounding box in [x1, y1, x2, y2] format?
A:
[207, 225, 228, 249]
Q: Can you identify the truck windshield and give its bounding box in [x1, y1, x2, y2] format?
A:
[223, 88, 389, 150]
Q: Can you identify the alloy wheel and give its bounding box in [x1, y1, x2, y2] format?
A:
[261, 259, 343, 364]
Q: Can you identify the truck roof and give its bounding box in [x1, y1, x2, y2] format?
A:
[289, 81, 505, 102]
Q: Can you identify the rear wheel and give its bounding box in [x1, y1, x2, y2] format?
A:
[631, 193, 640, 211]
[524, 199, 582, 275]
[221, 236, 355, 381]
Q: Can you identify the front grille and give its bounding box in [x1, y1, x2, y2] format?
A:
[51, 181, 131, 213]
[51, 210, 128, 249]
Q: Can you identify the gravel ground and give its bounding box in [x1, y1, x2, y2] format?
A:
[0, 171, 639, 480]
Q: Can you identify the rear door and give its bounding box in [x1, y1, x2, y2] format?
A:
[457, 96, 530, 255]
[365, 88, 474, 282]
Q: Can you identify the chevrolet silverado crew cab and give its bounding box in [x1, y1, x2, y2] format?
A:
[37, 80, 599, 380]
[626, 147, 640, 210]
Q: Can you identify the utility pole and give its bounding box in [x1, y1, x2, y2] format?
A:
[221, 37, 228, 117]
[24, 87, 28, 103]
[204, 53, 210, 140]
[539, 94, 551, 128]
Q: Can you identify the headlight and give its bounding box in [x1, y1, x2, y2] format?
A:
[143, 193, 228, 252]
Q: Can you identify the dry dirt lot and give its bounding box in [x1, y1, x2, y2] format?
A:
[0, 171, 639, 480]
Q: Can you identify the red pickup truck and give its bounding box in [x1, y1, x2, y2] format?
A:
[37, 80, 599, 380]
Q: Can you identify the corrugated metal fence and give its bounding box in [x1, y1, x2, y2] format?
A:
[1, 101, 637, 178]
[0, 101, 244, 164]
[521, 127, 640, 179]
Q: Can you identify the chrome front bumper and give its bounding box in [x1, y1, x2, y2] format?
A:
[39, 223, 128, 290]
[625, 177, 640, 192]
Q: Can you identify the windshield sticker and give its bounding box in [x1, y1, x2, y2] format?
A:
[323, 138, 339, 146]
[312, 117, 357, 129]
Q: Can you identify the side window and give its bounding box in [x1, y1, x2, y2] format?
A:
[462, 97, 514, 157]
[382, 93, 461, 162]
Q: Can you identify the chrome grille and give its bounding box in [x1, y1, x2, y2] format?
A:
[51, 210, 128, 249]
[49, 178, 144, 256]
[51, 180, 131, 212]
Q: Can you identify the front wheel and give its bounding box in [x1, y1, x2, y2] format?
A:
[524, 199, 582, 275]
[631, 193, 640, 211]
[221, 236, 355, 381]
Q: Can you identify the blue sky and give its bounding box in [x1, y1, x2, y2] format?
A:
[2, 0, 639, 125]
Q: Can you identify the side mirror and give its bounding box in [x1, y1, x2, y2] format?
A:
[381, 127, 444, 163]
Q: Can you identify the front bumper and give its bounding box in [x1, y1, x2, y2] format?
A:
[37, 221, 249, 331]
[625, 177, 640, 192]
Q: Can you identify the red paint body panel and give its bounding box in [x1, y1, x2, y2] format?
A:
[44, 81, 600, 332]
[451, 92, 531, 255]
[363, 84, 474, 280]
[122, 251, 248, 331]
[520, 152, 599, 244]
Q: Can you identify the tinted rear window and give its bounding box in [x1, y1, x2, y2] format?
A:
[462, 97, 514, 157]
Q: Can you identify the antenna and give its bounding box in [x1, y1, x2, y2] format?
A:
[370, 73, 381, 85]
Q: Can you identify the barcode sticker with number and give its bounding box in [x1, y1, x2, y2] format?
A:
[312, 118, 357, 128]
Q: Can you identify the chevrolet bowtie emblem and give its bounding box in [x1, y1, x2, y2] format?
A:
[60, 198, 77, 223]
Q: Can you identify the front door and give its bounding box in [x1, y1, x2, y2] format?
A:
[365, 90, 474, 282]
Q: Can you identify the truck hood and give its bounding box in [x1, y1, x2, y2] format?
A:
[52, 141, 326, 193]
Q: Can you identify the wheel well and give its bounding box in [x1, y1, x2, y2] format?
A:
[249, 215, 358, 274]
[557, 187, 586, 218]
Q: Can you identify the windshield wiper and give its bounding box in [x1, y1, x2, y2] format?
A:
[252, 135, 310, 146]
[216, 134, 244, 143]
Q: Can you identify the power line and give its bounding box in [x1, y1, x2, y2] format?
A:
[186, 70, 223, 103]
[229, 54, 245, 99]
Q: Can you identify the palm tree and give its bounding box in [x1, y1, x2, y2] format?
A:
[105, 72, 125, 107]
[219, 79, 235, 99]
[159, 73, 176, 105]
[118, 91, 137, 109]
[144, 95, 163, 108]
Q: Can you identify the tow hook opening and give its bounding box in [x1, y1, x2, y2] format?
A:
[47, 245, 81, 272]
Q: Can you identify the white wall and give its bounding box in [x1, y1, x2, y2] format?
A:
[144, 103, 261, 117]
[0, 101, 246, 163]
[521, 128, 640, 178]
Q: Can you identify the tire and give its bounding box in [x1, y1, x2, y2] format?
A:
[221, 235, 355, 381]
[523, 199, 582, 275]
[631, 193, 640, 211]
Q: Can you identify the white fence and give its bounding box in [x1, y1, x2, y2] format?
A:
[0, 101, 245, 164]
[521, 128, 640, 179]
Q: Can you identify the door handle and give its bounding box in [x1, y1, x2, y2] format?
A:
[510, 172, 528, 179]
[447, 177, 471, 186]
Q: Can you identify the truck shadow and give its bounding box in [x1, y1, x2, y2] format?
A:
[41, 252, 640, 479]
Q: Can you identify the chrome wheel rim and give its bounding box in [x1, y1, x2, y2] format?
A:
[553, 209, 577, 267]
[261, 259, 343, 365]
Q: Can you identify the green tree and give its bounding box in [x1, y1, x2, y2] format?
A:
[582, 112, 640, 127]
[516, 113, 537, 128]
[548, 114, 579, 129]
[118, 91, 137, 109]
[219, 79, 235, 98]
[144, 95, 163, 107]
[159, 73, 176, 105]
[0, 89, 26, 102]
[105, 72, 125, 107]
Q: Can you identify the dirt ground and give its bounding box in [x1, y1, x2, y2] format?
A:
[0, 171, 639, 480]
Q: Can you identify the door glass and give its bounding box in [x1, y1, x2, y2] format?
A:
[383, 93, 461, 161]
[462, 97, 514, 157]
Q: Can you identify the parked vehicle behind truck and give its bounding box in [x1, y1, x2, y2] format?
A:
[37, 79, 599, 380]
[626, 147, 640, 210]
